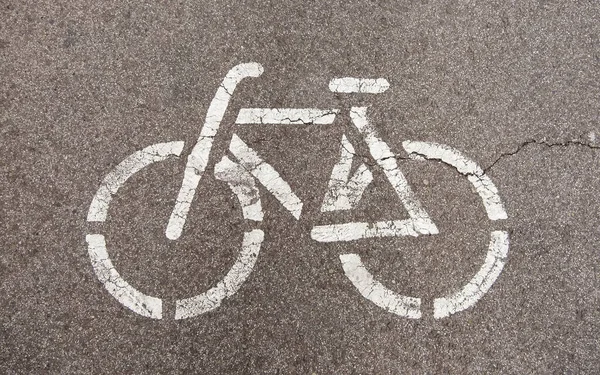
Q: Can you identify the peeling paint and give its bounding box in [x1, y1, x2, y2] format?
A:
[329, 77, 390, 94]
[229, 134, 303, 220]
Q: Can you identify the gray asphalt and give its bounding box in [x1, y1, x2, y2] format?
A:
[1, 0, 599, 373]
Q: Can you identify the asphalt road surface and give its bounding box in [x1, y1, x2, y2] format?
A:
[1, 1, 599, 373]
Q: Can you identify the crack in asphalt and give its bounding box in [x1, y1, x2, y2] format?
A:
[483, 138, 600, 173]
[339, 136, 600, 175]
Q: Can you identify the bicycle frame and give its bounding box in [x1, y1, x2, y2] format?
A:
[165, 62, 438, 242]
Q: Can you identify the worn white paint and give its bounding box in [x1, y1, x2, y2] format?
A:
[229, 134, 303, 220]
[175, 229, 264, 319]
[321, 135, 373, 212]
[86, 234, 163, 319]
[166, 63, 264, 241]
[340, 253, 421, 319]
[85, 64, 511, 320]
[350, 107, 438, 235]
[87, 142, 184, 222]
[236, 108, 339, 125]
[311, 219, 435, 242]
[329, 78, 390, 94]
[214, 156, 263, 222]
[402, 141, 508, 221]
[433, 231, 509, 319]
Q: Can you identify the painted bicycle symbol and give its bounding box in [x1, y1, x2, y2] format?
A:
[86, 63, 509, 320]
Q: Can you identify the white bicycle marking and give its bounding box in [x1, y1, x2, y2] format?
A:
[321, 134, 373, 212]
[86, 63, 510, 320]
[166, 63, 264, 241]
[86, 234, 163, 319]
[433, 231, 509, 318]
[339, 253, 421, 319]
[236, 108, 339, 125]
[329, 77, 390, 94]
[87, 141, 185, 222]
[214, 156, 264, 222]
[350, 107, 439, 235]
[175, 229, 264, 320]
[229, 134, 303, 220]
[402, 141, 508, 221]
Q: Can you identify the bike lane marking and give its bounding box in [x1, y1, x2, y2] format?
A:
[322, 139, 509, 319]
[86, 141, 185, 319]
[84, 64, 510, 320]
[87, 145, 268, 319]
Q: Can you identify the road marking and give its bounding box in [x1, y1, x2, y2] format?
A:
[87, 141, 184, 222]
[166, 63, 264, 241]
[350, 107, 438, 235]
[236, 108, 339, 125]
[321, 134, 373, 212]
[433, 231, 509, 318]
[214, 156, 263, 222]
[86, 234, 163, 319]
[86, 63, 511, 320]
[339, 253, 421, 319]
[175, 229, 264, 319]
[402, 141, 508, 221]
[329, 77, 390, 94]
[229, 134, 303, 220]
